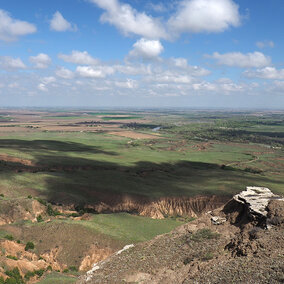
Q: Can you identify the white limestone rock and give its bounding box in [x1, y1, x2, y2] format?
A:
[233, 186, 284, 218]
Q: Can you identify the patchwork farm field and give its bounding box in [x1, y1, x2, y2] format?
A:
[0, 108, 283, 282]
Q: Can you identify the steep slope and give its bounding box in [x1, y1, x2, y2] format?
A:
[79, 187, 284, 284]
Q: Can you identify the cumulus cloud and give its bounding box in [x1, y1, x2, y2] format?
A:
[29, 53, 51, 69]
[168, 0, 240, 34]
[76, 65, 115, 78]
[58, 50, 99, 65]
[38, 76, 56, 92]
[129, 38, 164, 59]
[0, 9, 36, 41]
[55, 67, 74, 79]
[89, 0, 167, 39]
[208, 51, 271, 68]
[50, 11, 77, 32]
[244, 67, 284, 80]
[0, 56, 26, 70]
[256, 41, 274, 49]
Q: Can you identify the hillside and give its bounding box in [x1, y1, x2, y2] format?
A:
[79, 187, 284, 284]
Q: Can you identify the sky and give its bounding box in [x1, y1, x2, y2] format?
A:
[0, 0, 284, 108]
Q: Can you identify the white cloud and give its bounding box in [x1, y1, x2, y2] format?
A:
[89, 0, 167, 39]
[42, 76, 56, 84]
[115, 79, 137, 88]
[168, 0, 240, 34]
[55, 67, 74, 79]
[129, 38, 164, 58]
[0, 9, 36, 41]
[38, 83, 47, 92]
[208, 51, 271, 68]
[115, 63, 152, 75]
[0, 56, 26, 70]
[146, 3, 168, 13]
[29, 53, 51, 69]
[256, 41, 274, 49]
[58, 50, 99, 65]
[38, 76, 56, 92]
[172, 58, 188, 68]
[76, 65, 114, 78]
[50, 11, 77, 32]
[244, 67, 284, 80]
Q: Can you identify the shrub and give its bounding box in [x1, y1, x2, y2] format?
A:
[25, 241, 34, 251]
[69, 266, 78, 272]
[4, 235, 14, 241]
[24, 271, 35, 280]
[0, 194, 4, 198]
[63, 268, 69, 273]
[5, 268, 24, 284]
[6, 255, 18, 260]
[190, 228, 220, 242]
[36, 215, 43, 222]
[46, 204, 60, 216]
[201, 252, 214, 261]
[34, 269, 44, 277]
[36, 198, 47, 206]
[27, 195, 32, 199]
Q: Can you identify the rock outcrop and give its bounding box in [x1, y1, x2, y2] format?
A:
[78, 187, 284, 284]
[233, 186, 284, 218]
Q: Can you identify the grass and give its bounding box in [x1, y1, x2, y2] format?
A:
[101, 116, 142, 120]
[37, 272, 77, 284]
[62, 213, 187, 243]
[0, 129, 283, 202]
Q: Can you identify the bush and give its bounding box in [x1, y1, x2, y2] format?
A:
[69, 266, 78, 272]
[5, 268, 24, 284]
[0, 194, 4, 198]
[24, 271, 35, 280]
[4, 235, 14, 241]
[46, 204, 60, 216]
[27, 195, 32, 199]
[35, 198, 47, 206]
[6, 255, 18, 260]
[25, 241, 34, 251]
[190, 228, 220, 242]
[34, 269, 44, 277]
[36, 215, 43, 222]
[201, 252, 214, 261]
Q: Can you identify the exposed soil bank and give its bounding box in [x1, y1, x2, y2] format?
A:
[69, 195, 230, 219]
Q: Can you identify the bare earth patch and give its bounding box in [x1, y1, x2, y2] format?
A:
[108, 131, 160, 139]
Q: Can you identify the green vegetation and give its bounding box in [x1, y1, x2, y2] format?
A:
[37, 272, 77, 284]
[64, 212, 187, 243]
[6, 255, 18, 260]
[4, 268, 24, 284]
[4, 235, 14, 241]
[37, 215, 44, 222]
[25, 241, 35, 251]
[101, 116, 142, 120]
[190, 228, 220, 242]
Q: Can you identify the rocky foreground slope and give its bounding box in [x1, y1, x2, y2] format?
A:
[79, 187, 284, 284]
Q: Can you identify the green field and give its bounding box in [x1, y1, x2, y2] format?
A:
[61, 213, 188, 243]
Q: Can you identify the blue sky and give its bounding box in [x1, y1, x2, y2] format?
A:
[0, 0, 284, 108]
